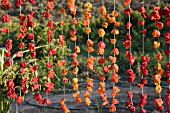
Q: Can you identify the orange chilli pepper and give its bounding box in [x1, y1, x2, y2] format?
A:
[57, 60, 66, 68]
[153, 41, 160, 49]
[110, 38, 117, 44]
[30, 65, 37, 72]
[152, 29, 160, 37]
[82, 19, 90, 26]
[83, 91, 90, 98]
[87, 63, 93, 70]
[60, 98, 66, 105]
[109, 104, 116, 112]
[108, 56, 117, 63]
[112, 99, 119, 104]
[84, 97, 91, 106]
[72, 84, 79, 90]
[70, 35, 77, 42]
[112, 48, 119, 55]
[102, 100, 109, 106]
[60, 8, 66, 15]
[84, 12, 91, 19]
[155, 21, 163, 29]
[74, 46, 80, 53]
[112, 73, 119, 83]
[97, 48, 105, 55]
[114, 21, 120, 26]
[46, 1, 54, 10]
[152, 74, 161, 83]
[124, 0, 131, 6]
[100, 6, 107, 16]
[102, 22, 108, 28]
[98, 29, 105, 37]
[153, 98, 163, 107]
[98, 82, 105, 88]
[87, 39, 94, 47]
[72, 18, 78, 25]
[100, 93, 107, 100]
[111, 10, 119, 17]
[86, 86, 93, 92]
[156, 52, 162, 61]
[75, 97, 82, 104]
[62, 68, 68, 75]
[111, 28, 119, 35]
[72, 60, 79, 66]
[86, 47, 95, 53]
[84, 27, 91, 34]
[64, 108, 70, 113]
[112, 64, 119, 73]
[59, 21, 65, 26]
[73, 91, 80, 98]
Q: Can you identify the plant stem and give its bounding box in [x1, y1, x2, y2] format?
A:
[15, 103, 18, 113]
[12, 45, 51, 59]
[1, 100, 3, 112]
[96, 100, 100, 113]
[100, 105, 103, 113]
[44, 105, 47, 113]
[1, 48, 4, 73]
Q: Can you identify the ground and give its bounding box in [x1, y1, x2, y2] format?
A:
[11, 80, 166, 113]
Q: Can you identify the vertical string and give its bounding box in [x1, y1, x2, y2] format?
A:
[101, 0, 105, 68]
[31, 5, 32, 11]
[157, 0, 160, 53]
[17, 5, 22, 113]
[73, 1, 78, 92]
[75, 2, 78, 91]
[157, 0, 162, 99]
[87, 0, 90, 77]
[158, 0, 160, 7]
[101, 0, 104, 6]
[20, 6, 21, 15]
[113, 0, 116, 96]
[169, 46, 170, 110]
[141, 0, 145, 95]
[62, 12, 66, 98]
[129, 4, 132, 80]
[113, 0, 116, 57]
[15, 103, 18, 113]
[6, 10, 10, 39]
[61, 14, 64, 35]
[9, 20, 11, 39]
[64, 83, 66, 98]
[142, 1, 145, 56]
[113, 0, 115, 11]
[128, 3, 133, 105]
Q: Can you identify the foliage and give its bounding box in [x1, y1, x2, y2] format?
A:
[0, 1, 170, 84]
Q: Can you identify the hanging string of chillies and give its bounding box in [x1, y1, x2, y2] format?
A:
[162, 4, 170, 113]
[136, 1, 150, 113]
[82, 1, 94, 106]
[109, 0, 120, 112]
[150, 1, 165, 111]
[123, 0, 136, 112]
